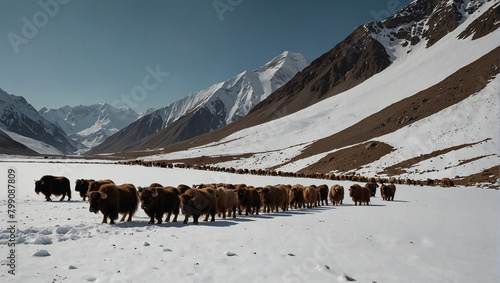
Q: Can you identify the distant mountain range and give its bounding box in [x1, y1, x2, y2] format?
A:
[88, 51, 309, 154]
[39, 103, 141, 152]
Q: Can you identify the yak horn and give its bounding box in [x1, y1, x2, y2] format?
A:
[101, 193, 108, 199]
[152, 189, 158, 197]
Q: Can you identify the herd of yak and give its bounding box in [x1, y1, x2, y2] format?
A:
[116, 160, 455, 187]
[33, 175, 403, 225]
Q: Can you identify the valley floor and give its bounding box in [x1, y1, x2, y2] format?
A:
[0, 161, 499, 282]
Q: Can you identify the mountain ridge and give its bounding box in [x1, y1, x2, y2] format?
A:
[88, 51, 310, 154]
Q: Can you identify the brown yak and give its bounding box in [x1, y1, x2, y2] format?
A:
[380, 184, 396, 201]
[366, 182, 379, 197]
[303, 186, 318, 208]
[179, 188, 217, 224]
[88, 183, 139, 224]
[139, 186, 180, 224]
[236, 186, 261, 216]
[329, 185, 344, 206]
[317, 184, 329, 205]
[349, 184, 370, 205]
[35, 175, 71, 201]
[289, 185, 305, 209]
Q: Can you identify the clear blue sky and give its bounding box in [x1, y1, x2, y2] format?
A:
[0, 0, 410, 113]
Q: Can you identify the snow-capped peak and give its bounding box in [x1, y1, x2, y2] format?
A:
[149, 51, 309, 129]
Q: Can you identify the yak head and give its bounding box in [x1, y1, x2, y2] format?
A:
[260, 187, 272, 204]
[34, 180, 45, 195]
[179, 193, 196, 216]
[349, 185, 359, 197]
[236, 187, 247, 204]
[75, 179, 90, 192]
[140, 188, 159, 211]
[88, 191, 107, 214]
[290, 188, 300, 201]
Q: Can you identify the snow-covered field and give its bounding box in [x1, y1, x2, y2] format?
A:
[1, 161, 499, 282]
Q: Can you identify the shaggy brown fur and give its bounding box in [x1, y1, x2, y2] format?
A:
[349, 184, 370, 205]
[215, 187, 237, 218]
[380, 184, 396, 201]
[329, 185, 344, 205]
[317, 184, 329, 205]
[139, 186, 180, 224]
[236, 186, 261, 216]
[35, 175, 71, 201]
[288, 185, 305, 209]
[88, 179, 115, 193]
[180, 188, 217, 224]
[366, 182, 379, 197]
[303, 186, 318, 208]
[88, 183, 139, 224]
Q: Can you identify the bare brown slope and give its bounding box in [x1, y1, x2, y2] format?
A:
[295, 46, 500, 174]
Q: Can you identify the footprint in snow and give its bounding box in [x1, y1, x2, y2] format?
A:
[225, 251, 237, 256]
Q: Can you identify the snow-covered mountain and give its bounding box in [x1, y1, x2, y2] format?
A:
[39, 103, 139, 151]
[89, 51, 310, 154]
[0, 88, 78, 155]
[131, 0, 499, 188]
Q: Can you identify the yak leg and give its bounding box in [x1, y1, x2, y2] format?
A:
[172, 212, 178, 222]
[165, 212, 172, 222]
[193, 215, 200, 224]
[156, 212, 163, 224]
[119, 213, 127, 222]
[183, 215, 189, 224]
[101, 214, 108, 224]
[210, 208, 216, 222]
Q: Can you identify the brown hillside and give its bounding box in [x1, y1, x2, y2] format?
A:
[295, 46, 500, 174]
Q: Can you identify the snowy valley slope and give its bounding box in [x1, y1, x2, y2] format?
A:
[136, 0, 500, 187]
